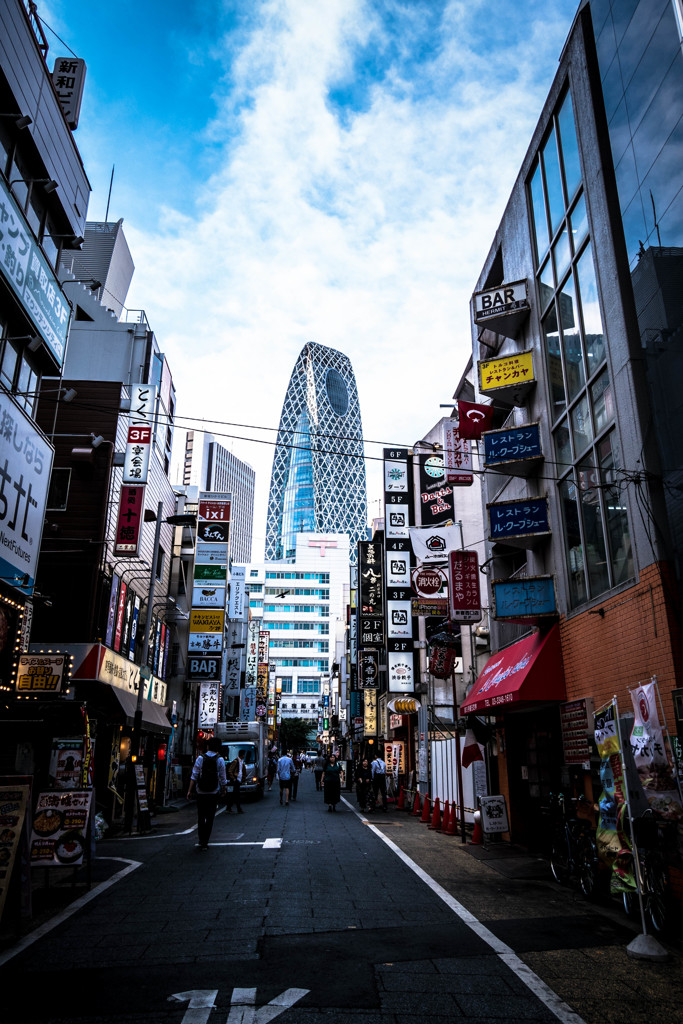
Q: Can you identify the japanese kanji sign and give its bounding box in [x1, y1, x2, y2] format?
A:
[448, 550, 482, 623]
[0, 388, 53, 593]
[113, 484, 144, 555]
[492, 575, 556, 620]
[0, 176, 70, 365]
[198, 679, 219, 728]
[51, 56, 87, 129]
[442, 423, 473, 486]
[484, 424, 543, 467]
[359, 541, 384, 615]
[15, 653, 69, 693]
[122, 424, 152, 484]
[478, 351, 534, 396]
[359, 650, 379, 689]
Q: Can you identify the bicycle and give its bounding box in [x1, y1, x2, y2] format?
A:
[620, 810, 671, 933]
[549, 793, 600, 899]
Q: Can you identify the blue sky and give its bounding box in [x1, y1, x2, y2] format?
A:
[41, 0, 577, 555]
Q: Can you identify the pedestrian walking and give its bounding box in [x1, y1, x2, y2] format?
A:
[371, 753, 388, 812]
[226, 749, 246, 813]
[267, 753, 277, 792]
[187, 737, 227, 849]
[355, 757, 372, 812]
[313, 753, 325, 791]
[276, 750, 296, 806]
[322, 753, 342, 812]
[290, 751, 302, 801]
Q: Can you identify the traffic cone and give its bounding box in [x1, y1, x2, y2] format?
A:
[428, 797, 441, 830]
[420, 795, 431, 823]
[438, 800, 450, 832]
[412, 791, 422, 817]
[470, 810, 484, 845]
[446, 802, 458, 835]
[397, 786, 405, 811]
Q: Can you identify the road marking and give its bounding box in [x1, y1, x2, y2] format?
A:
[170, 987, 309, 1024]
[0, 857, 142, 967]
[342, 796, 587, 1024]
[208, 838, 282, 849]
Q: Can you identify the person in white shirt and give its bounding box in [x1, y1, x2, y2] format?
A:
[371, 756, 388, 812]
[276, 751, 296, 806]
[226, 749, 247, 813]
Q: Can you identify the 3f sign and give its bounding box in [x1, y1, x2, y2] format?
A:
[170, 988, 310, 1024]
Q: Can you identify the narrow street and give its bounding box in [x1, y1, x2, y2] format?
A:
[1, 770, 681, 1024]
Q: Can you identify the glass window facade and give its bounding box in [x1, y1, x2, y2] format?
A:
[530, 84, 633, 606]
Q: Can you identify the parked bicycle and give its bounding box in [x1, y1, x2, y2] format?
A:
[549, 792, 600, 899]
[620, 809, 671, 933]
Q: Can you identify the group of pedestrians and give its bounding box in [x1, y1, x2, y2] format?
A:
[189, 740, 390, 847]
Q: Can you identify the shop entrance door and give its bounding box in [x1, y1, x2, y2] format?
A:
[504, 706, 563, 851]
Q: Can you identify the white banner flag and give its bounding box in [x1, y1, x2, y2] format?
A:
[409, 524, 462, 563]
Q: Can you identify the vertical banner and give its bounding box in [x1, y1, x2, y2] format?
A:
[629, 679, 683, 820]
[198, 680, 219, 729]
[363, 689, 378, 736]
[418, 453, 455, 526]
[358, 541, 384, 614]
[113, 485, 145, 556]
[442, 422, 474, 485]
[448, 550, 482, 623]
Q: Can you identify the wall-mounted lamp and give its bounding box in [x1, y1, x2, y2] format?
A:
[10, 177, 58, 194]
[62, 387, 77, 403]
[0, 113, 32, 129]
[62, 278, 101, 291]
[48, 234, 85, 247]
[27, 336, 42, 352]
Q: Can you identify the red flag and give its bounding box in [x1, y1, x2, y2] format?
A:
[460, 728, 484, 768]
[457, 400, 494, 440]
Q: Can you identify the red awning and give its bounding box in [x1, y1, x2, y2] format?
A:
[461, 625, 565, 715]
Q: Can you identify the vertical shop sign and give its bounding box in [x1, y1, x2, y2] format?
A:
[448, 550, 482, 623]
[359, 541, 384, 614]
[113, 485, 145, 556]
[198, 680, 219, 729]
[442, 422, 473, 485]
[418, 454, 455, 525]
[363, 689, 378, 736]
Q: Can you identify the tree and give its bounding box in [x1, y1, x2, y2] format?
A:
[278, 717, 314, 753]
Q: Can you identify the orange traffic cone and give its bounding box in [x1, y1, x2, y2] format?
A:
[446, 802, 458, 835]
[420, 795, 431, 823]
[438, 800, 450, 832]
[397, 786, 405, 811]
[470, 810, 484, 845]
[411, 791, 422, 817]
[428, 797, 442, 830]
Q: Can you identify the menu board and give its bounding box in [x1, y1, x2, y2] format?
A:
[30, 791, 92, 866]
[560, 698, 595, 765]
[0, 785, 30, 919]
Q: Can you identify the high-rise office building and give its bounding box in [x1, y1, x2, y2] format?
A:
[265, 342, 368, 561]
[183, 431, 255, 563]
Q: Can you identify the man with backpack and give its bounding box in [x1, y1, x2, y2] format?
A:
[187, 737, 227, 849]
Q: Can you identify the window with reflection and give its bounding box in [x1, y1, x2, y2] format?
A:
[529, 83, 633, 607]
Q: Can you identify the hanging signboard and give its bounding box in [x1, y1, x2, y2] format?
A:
[386, 550, 411, 588]
[359, 540, 384, 614]
[472, 279, 530, 333]
[484, 423, 543, 472]
[113, 484, 145, 556]
[478, 351, 535, 405]
[385, 500, 410, 539]
[488, 497, 550, 544]
[418, 454, 455, 526]
[198, 494, 231, 522]
[384, 452, 410, 492]
[448, 550, 482, 623]
[359, 650, 380, 689]
[359, 617, 384, 647]
[363, 689, 378, 735]
[560, 698, 595, 766]
[387, 600, 412, 638]
[492, 575, 556, 620]
[188, 632, 223, 654]
[442, 422, 473, 486]
[387, 651, 414, 693]
[51, 56, 87, 129]
[198, 680, 219, 728]
[187, 654, 223, 679]
[411, 566, 448, 616]
[191, 584, 226, 608]
[122, 424, 152, 484]
[189, 609, 224, 633]
[129, 384, 157, 425]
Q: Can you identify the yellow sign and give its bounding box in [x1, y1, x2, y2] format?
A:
[479, 351, 534, 393]
[190, 609, 225, 633]
[364, 689, 378, 736]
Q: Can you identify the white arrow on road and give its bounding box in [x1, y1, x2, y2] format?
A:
[170, 987, 309, 1024]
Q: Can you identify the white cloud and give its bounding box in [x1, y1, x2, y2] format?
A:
[114, 0, 576, 555]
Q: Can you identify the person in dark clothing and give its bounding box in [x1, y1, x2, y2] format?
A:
[187, 737, 227, 849]
[226, 749, 246, 813]
[313, 753, 325, 791]
[355, 757, 372, 812]
[322, 754, 342, 812]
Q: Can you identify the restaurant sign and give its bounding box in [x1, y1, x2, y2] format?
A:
[492, 575, 557, 621]
[484, 423, 543, 470]
[488, 496, 549, 543]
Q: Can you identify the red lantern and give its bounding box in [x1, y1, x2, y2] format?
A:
[429, 644, 457, 679]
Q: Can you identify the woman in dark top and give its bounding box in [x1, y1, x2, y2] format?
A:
[355, 757, 372, 812]
[322, 754, 342, 812]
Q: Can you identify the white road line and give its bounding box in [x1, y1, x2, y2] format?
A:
[208, 838, 282, 849]
[341, 796, 587, 1024]
[0, 857, 142, 967]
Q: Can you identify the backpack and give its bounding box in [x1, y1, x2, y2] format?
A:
[199, 753, 219, 790]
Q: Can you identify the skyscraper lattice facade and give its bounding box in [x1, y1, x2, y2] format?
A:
[266, 342, 367, 562]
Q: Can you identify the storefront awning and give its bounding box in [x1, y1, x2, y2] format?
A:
[461, 625, 565, 716]
[111, 687, 172, 735]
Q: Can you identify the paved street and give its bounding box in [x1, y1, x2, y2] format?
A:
[1, 769, 682, 1024]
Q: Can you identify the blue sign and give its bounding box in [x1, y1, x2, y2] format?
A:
[493, 576, 556, 619]
[484, 424, 542, 466]
[489, 497, 549, 539]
